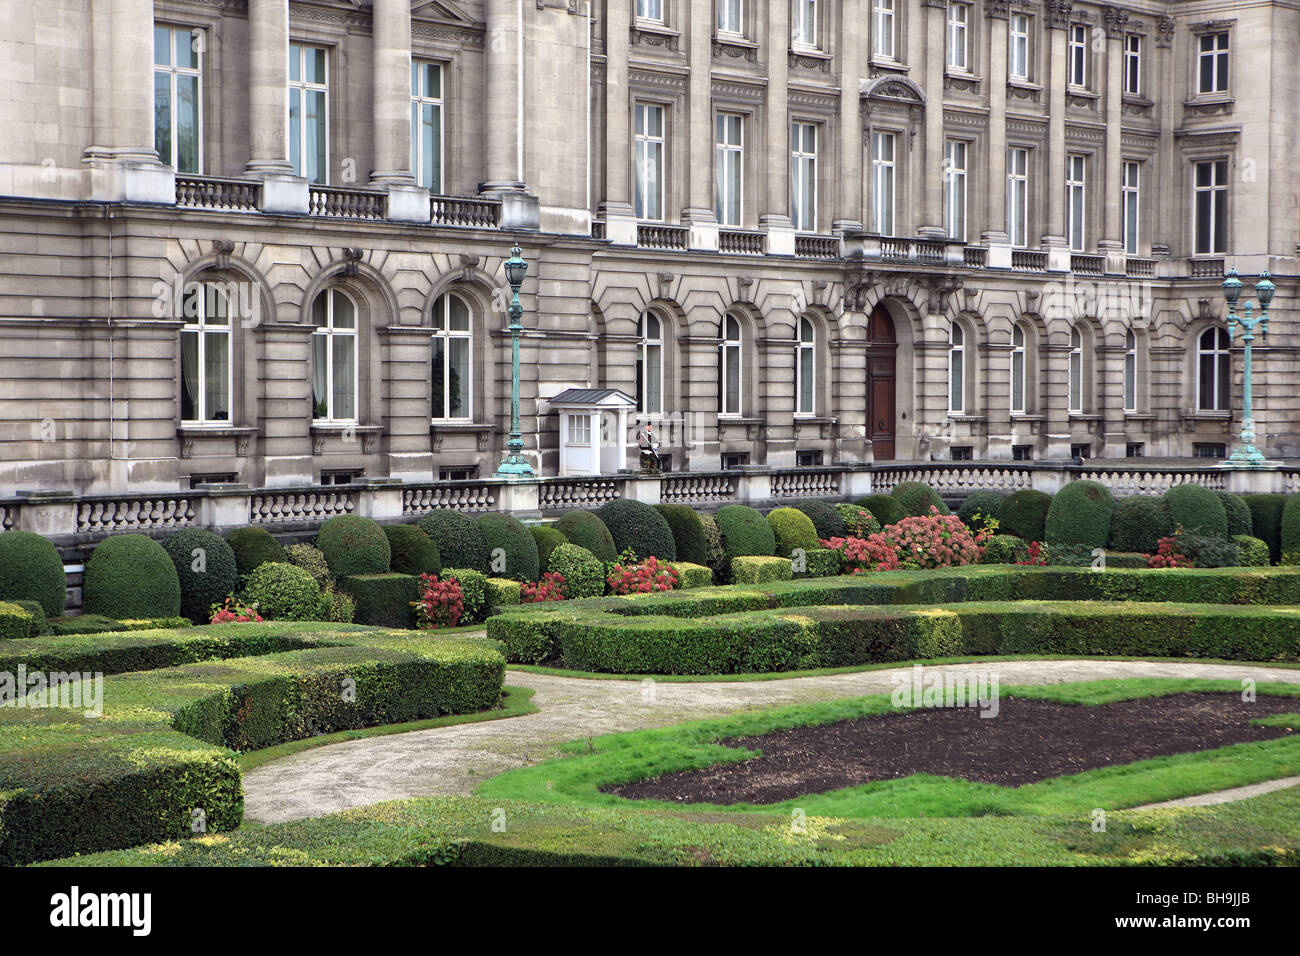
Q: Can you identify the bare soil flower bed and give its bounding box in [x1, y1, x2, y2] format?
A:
[606, 693, 1300, 805]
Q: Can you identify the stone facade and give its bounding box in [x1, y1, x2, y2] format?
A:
[0, 0, 1296, 497]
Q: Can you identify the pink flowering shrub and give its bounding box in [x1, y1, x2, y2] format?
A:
[411, 573, 465, 629]
[882, 508, 984, 569]
[819, 535, 902, 573]
[606, 552, 679, 594]
[522, 571, 567, 603]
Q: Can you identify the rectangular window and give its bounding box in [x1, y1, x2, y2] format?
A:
[411, 60, 443, 193]
[1068, 24, 1087, 86]
[289, 43, 328, 184]
[1193, 442, 1227, 459]
[1122, 160, 1140, 255]
[944, 139, 967, 242]
[1124, 332, 1138, 411]
[1070, 443, 1091, 460]
[1012, 444, 1034, 461]
[950, 446, 974, 461]
[634, 103, 665, 221]
[715, 113, 743, 226]
[438, 466, 479, 481]
[871, 131, 896, 235]
[320, 469, 362, 486]
[637, 0, 663, 22]
[1066, 154, 1087, 252]
[796, 450, 824, 467]
[1198, 32, 1229, 94]
[873, 0, 895, 59]
[793, 0, 818, 47]
[721, 452, 750, 470]
[1194, 160, 1228, 255]
[1124, 35, 1141, 95]
[180, 286, 231, 424]
[791, 122, 818, 232]
[567, 414, 592, 445]
[947, 4, 969, 71]
[1126, 442, 1145, 458]
[718, 0, 742, 35]
[1009, 14, 1029, 80]
[1007, 147, 1029, 248]
[154, 25, 202, 173]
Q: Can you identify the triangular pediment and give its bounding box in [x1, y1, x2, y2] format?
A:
[411, 0, 477, 25]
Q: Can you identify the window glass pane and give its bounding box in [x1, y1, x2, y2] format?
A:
[430, 338, 445, 418]
[950, 350, 963, 411]
[181, 330, 199, 420]
[448, 295, 470, 331]
[1069, 352, 1081, 410]
[332, 292, 355, 329]
[176, 30, 198, 70]
[308, 47, 326, 85]
[1217, 355, 1230, 410]
[1198, 353, 1215, 409]
[425, 63, 441, 99]
[1012, 349, 1024, 411]
[312, 334, 328, 417]
[422, 103, 441, 192]
[448, 337, 470, 417]
[333, 334, 355, 419]
[799, 347, 814, 413]
[307, 89, 326, 184]
[289, 89, 301, 178]
[289, 44, 301, 83]
[176, 74, 199, 174]
[313, 292, 329, 328]
[155, 26, 172, 66]
[1125, 352, 1136, 409]
[646, 343, 662, 413]
[204, 330, 229, 421]
[724, 345, 740, 413]
[154, 73, 172, 165]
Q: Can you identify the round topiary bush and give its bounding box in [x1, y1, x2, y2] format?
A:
[415, 510, 490, 574]
[766, 507, 819, 558]
[595, 499, 677, 562]
[530, 525, 568, 575]
[714, 504, 776, 572]
[224, 527, 287, 577]
[241, 561, 323, 621]
[1216, 491, 1253, 537]
[83, 533, 181, 621]
[1243, 493, 1287, 564]
[957, 491, 1005, 531]
[653, 504, 709, 565]
[552, 510, 618, 564]
[890, 482, 948, 517]
[285, 543, 334, 589]
[979, 534, 1029, 565]
[1108, 496, 1172, 555]
[475, 513, 541, 581]
[161, 528, 239, 623]
[835, 503, 881, 538]
[699, 513, 726, 579]
[0, 530, 66, 617]
[854, 494, 905, 527]
[384, 524, 441, 576]
[1233, 534, 1270, 567]
[792, 500, 847, 541]
[548, 543, 606, 599]
[997, 489, 1053, 542]
[1045, 481, 1115, 549]
[316, 515, 391, 579]
[1163, 484, 1228, 538]
[1281, 494, 1300, 559]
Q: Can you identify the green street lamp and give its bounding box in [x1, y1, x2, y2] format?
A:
[495, 243, 535, 478]
[1221, 267, 1275, 466]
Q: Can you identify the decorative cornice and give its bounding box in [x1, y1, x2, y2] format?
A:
[985, 0, 1010, 20]
[1102, 6, 1129, 40]
[1046, 0, 1072, 30]
[1155, 16, 1175, 48]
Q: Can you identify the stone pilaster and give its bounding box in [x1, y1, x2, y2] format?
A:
[245, 0, 291, 176]
[683, 0, 718, 250]
[1042, 1, 1071, 269]
[835, 0, 867, 233]
[598, 0, 635, 244]
[918, 0, 947, 238]
[370, 0, 414, 186]
[1099, 6, 1127, 272]
[761, 0, 794, 254]
[982, 1, 1010, 258]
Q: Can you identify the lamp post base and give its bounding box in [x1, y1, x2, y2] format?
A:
[494, 455, 536, 479]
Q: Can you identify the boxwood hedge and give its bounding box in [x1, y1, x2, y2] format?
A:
[596, 499, 677, 562]
[1217, 492, 1254, 537]
[1108, 496, 1172, 555]
[224, 527, 287, 576]
[317, 515, 392, 579]
[654, 504, 709, 565]
[385, 524, 441, 576]
[790, 500, 848, 540]
[714, 505, 776, 572]
[957, 491, 1005, 531]
[766, 507, 818, 558]
[416, 511, 490, 574]
[552, 511, 618, 564]
[1164, 484, 1228, 538]
[1245, 493, 1288, 564]
[853, 495, 905, 527]
[1045, 481, 1114, 549]
[530, 525, 568, 575]
[0, 530, 66, 617]
[547, 544, 606, 599]
[162, 528, 239, 624]
[476, 513, 541, 582]
[731, 556, 794, 585]
[340, 573, 421, 628]
[82, 534, 182, 621]
[998, 489, 1052, 542]
[890, 482, 947, 517]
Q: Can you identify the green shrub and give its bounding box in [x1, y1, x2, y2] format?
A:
[10, 599, 49, 636]
[958, 491, 1005, 531]
[653, 505, 709, 565]
[530, 526, 568, 575]
[547, 544, 605, 599]
[891, 482, 948, 517]
[714, 504, 776, 578]
[1177, 534, 1241, 569]
[0, 531, 65, 617]
[323, 587, 355, 623]
[487, 578, 522, 612]
[997, 489, 1052, 542]
[668, 562, 713, 589]
[979, 535, 1029, 565]
[224, 527, 286, 576]
[1164, 484, 1228, 538]
[384, 524, 441, 576]
[1217, 492, 1254, 536]
[340, 573, 421, 628]
[83, 534, 181, 621]
[415, 511, 490, 574]
[475, 514, 540, 582]
[285, 543, 335, 589]
[1045, 481, 1114, 549]
[242, 562, 324, 621]
[1244, 494, 1288, 564]
[47, 614, 126, 636]
[317, 515, 391, 579]
[0, 601, 36, 639]
[161, 528, 239, 624]
[1281, 494, 1300, 559]
[443, 568, 488, 624]
[1108, 496, 1172, 554]
[795, 548, 843, 578]
[766, 507, 819, 558]
[730, 556, 794, 585]
[1234, 535, 1270, 567]
[552, 511, 618, 564]
[791, 501, 847, 540]
[118, 617, 193, 631]
[595, 499, 677, 562]
[699, 513, 726, 578]
[835, 503, 881, 538]
[854, 495, 905, 527]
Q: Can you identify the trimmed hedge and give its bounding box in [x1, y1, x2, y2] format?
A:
[669, 562, 714, 589]
[731, 556, 794, 585]
[443, 567, 488, 624]
[285, 544, 334, 589]
[0, 601, 36, 640]
[654, 504, 709, 565]
[476, 513, 541, 582]
[416, 511, 490, 574]
[854, 495, 905, 527]
[486, 578, 522, 612]
[1177, 534, 1241, 569]
[979, 535, 1029, 565]
[1108, 496, 1172, 555]
[1245, 494, 1288, 564]
[1217, 492, 1254, 537]
[48, 614, 127, 636]
[530, 525, 568, 576]
[998, 489, 1052, 543]
[0, 531, 66, 617]
[699, 513, 726, 580]
[224, 527, 286, 576]
[713, 505, 776, 574]
[958, 491, 1005, 531]
[385, 524, 441, 577]
[836, 503, 882, 538]
[340, 573, 421, 628]
[891, 482, 947, 517]
[552, 511, 618, 564]
[595, 500, 677, 562]
[794, 547, 843, 579]
[317, 515, 391, 579]
[547, 544, 606, 600]
[766, 507, 819, 559]
[1282, 494, 1300, 559]
[1164, 484, 1228, 538]
[243, 562, 324, 621]
[791, 500, 848, 540]
[1045, 481, 1114, 549]
[82, 534, 182, 621]
[162, 528, 239, 624]
[1235, 535, 1270, 567]
[11, 599, 48, 636]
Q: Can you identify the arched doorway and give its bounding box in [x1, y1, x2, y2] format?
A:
[866, 305, 897, 460]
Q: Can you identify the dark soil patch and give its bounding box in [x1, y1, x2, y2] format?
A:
[607, 693, 1300, 805]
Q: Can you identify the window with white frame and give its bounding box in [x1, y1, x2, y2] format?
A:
[1122, 160, 1140, 255]
[796, 317, 816, 416]
[1124, 330, 1138, 411]
[718, 315, 743, 416]
[944, 139, 968, 241]
[948, 323, 965, 413]
[567, 413, 591, 445]
[718, 0, 742, 35]
[1009, 14, 1029, 81]
[947, 4, 969, 71]
[715, 113, 743, 226]
[871, 131, 896, 235]
[1011, 324, 1027, 413]
[411, 60, 443, 193]
[873, 0, 895, 59]
[180, 282, 231, 423]
[793, 0, 818, 47]
[290, 43, 328, 184]
[311, 289, 357, 422]
[1197, 327, 1231, 411]
[1067, 154, 1087, 252]
[637, 312, 664, 415]
[1124, 35, 1141, 95]
[634, 103, 665, 221]
[1068, 326, 1084, 412]
[430, 292, 472, 420]
[1198, 32, 1229, 94]
[1068, 24, 1088, 86]
[1194, 159, 1228, 255]
[791, 122, 818, 232]
[1007, 147, 1029, 248]
[154, 25, 202, 173]
[637, 0, 664, 23]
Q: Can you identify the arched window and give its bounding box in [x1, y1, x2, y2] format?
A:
[718, 315, 743, 416]
[1197, 327, 1230, 411]
[311, 288, 357, 421]
[1068, 327, 1084, 413]
[796, 317, 816, 416]
[636, 312, 663, 415]
[180, 281, 232, 423]
[1010, 324, 1027, 414]
[1124, 330, 1138, 412]
[948, 323, 965, 413]
[431, 292, 472, 420]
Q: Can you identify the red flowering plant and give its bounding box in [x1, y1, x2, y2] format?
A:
[1148, 535, 1193, 569]
[1018, 541, 1049, 566]
[522, 571, 567, 603]
[210, 596, 264, 624]
[819, 534, 901, 573]
[606, 550, 679, 595]
[411, 573, 465, 629]
[881, 508, 983, 570]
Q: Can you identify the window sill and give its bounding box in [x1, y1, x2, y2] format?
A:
[869, 57, 908, 74]
[947, 413, 987, 423]
[1124, 412, 1156, 421]
[177, 424, 255, 437]
[1010, 413, 1046, 422]
[429, 421, 495, 453]
[310, 422, 382, 455]
[1185, 410, 1233, 420]
[1068, 413, 1104, 422]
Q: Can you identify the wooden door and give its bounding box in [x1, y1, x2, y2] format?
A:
[866, 306, 897, 460]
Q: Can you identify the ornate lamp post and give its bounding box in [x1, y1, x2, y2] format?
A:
[495, 243, 535, 477]
[1221, 267, 1276, 465]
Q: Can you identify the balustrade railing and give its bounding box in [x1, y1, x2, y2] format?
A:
[77, 495, 198, 534]
[538, 478, 622, 511]
[1011, 250, 1048, 272]
[719, 229, 766, 255]
[660, 472, 737, 504]
[770, 470, 841, 498]
[429, 195, 501, 228]
[636, 224, 689, 250]
[871, 465, 1035, 496]
[175, 175, 261, 212]
[308, 185, 386, 220]
[962, 246, 987, 268]
[249, 488, 358, 524]
[1189, 258, 1225, 278]
[794, 234, 839, 259]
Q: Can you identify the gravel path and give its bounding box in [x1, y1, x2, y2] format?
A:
[242, 659, 1300, 824]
